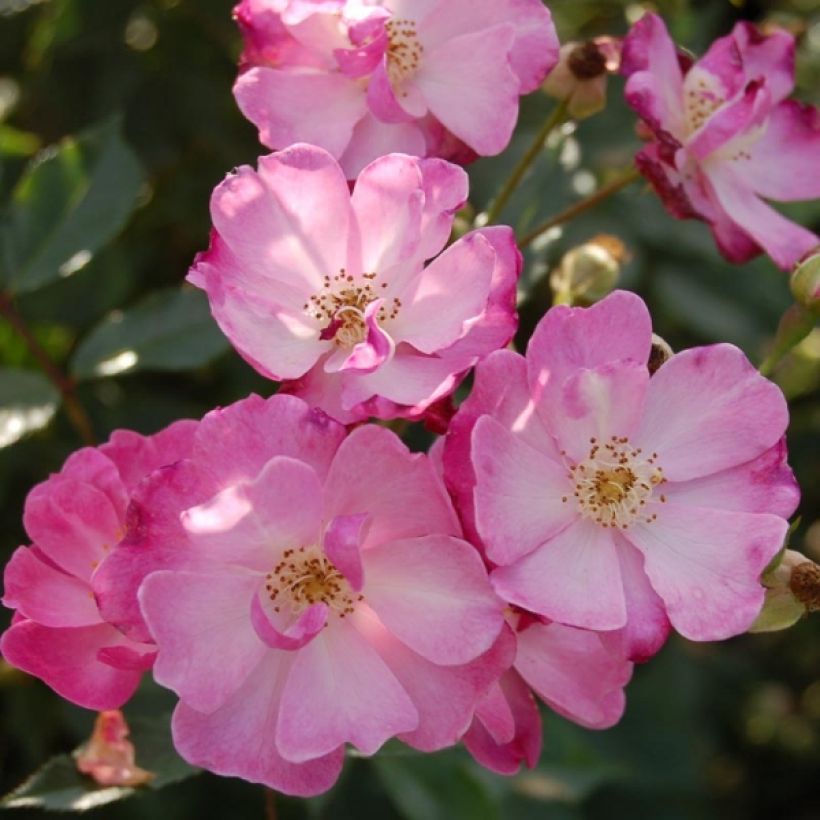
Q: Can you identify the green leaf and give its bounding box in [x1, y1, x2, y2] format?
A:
[375, 750, 500, 820]
[0, 367, 60, 448]
[0, 118, 143, 294]
[1, 713, 198, 812]
[70, 288, 230, 380]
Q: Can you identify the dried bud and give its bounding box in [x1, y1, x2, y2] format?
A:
[550, 235, 625, 305]
[790, 252, 820, 315]
[542, 38, 621, 119]
[789, 561, 820, 612]
[648, 334, 674, 375]
[75, 710, 154, 787]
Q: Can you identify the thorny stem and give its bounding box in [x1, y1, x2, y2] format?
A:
[484, 100, 569, 225]
[0, 290, 96, 446]
[518, 166, 642, 248]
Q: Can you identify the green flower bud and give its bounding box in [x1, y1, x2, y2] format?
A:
[550, 235, 625, 305]
[790, 252, 820, 315]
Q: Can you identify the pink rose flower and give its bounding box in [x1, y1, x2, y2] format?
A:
[189, 145, 520, 425]
[464, 616, 632, 776]
[622, 14, 820, 270]
[94, 394, 509, 796]
[0, 420, 196, 710]
[444, 290, 799, 659]
[232, 0, 560, 177]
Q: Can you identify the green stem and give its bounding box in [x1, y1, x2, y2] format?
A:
[484, 100, 569, 225]
[518, 166, 642, 248]
[0, 290, 96, 446]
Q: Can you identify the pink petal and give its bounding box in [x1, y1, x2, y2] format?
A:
[251, 596, 328, 651]
[491, 517, 627, 631]
[355, 608, 516, 752]
[101, 420, 197, 494]
[322, 424, 461, 550]
[463, 669, 541, 775]
[600, 535, 671, 663]
[415, 25, 519, 155]
[172, 654, 345, 797]
[3, 546, 100, 627]
[362, 534, 503, 665]
[59, 449, 129, 520]
[366, 60, 425, 122]
[436, 225, 520, 362]
[323, 513, 368, 591]
[192, 393, 345, 486]
[526, 290, 652, 430]
[197, 281, 328, 381]
[626, 501, 788, 640]
[472, 415, 576, 566]
[636, 344, 789, 481]
[0, 621, 142, 710]
[350, 153, 467, 275]
[96, 644, 156, 672]
[744, 101, 820, 201]
[388, 231, 495, 354]
[233, 67, 367, 158]
[730, 21, 795, 104]
[139, 569, 265, 713]
[276, 621, 418, 760]
[442, 349, 555, 548]
[554, 361, 648, 462]
[416, 0, 559, 93]
[181, 456, 323, 571]
[516, 621, 632, 729]
[192, 145, 355, 307]
[24, 477, 124, 583]
[662, 439, 799, 519]
[346, 344, 464, 411]
[621, 13, 686, 140]
[704, 164, 818, 270]
[338, 113, 426, 179]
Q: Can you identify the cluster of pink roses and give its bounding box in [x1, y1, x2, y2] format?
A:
[1, 0, 815, 800]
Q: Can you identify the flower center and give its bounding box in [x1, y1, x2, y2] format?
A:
[385, 18, 423, 86]
[563, 436, 666, 529]
[265, 547, 362, 619]
[684, 71, 725, 134]
[305, 268, 402, 348]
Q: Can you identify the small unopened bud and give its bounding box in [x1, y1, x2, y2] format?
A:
[750, 550, 817, 633]
[790, 252, 820, 315]
[550, 235, 625, 305]
[75, 710, 154, 787]
[542, 38, 621, 119]
[648, 334, 674, 375]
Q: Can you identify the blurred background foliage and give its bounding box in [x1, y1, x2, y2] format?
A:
[0, 0, 819, 817]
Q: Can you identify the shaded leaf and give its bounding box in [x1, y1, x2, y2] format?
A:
[0, 367, 59, 448]
[1, 713, 198, 812]
[70, 288, 230, 380]
[375, 750, 500, 820]
[0, 118, 142, 294]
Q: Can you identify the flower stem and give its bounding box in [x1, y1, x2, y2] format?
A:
[0, 290, 96, 446]
[758, 303, 817, 377]
[484, 100, 569, 225]
[518, 166, 642, 248]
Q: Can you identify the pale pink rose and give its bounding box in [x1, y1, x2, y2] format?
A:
[189, 145, 520, 425]
[464, 615, 632, 776]
[444, 290, 799, 657]
[95, 394, 509, 796]
[0, 421, 196, 710]
[622, 14, 820, 270]
[232, 0, 559, 177]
